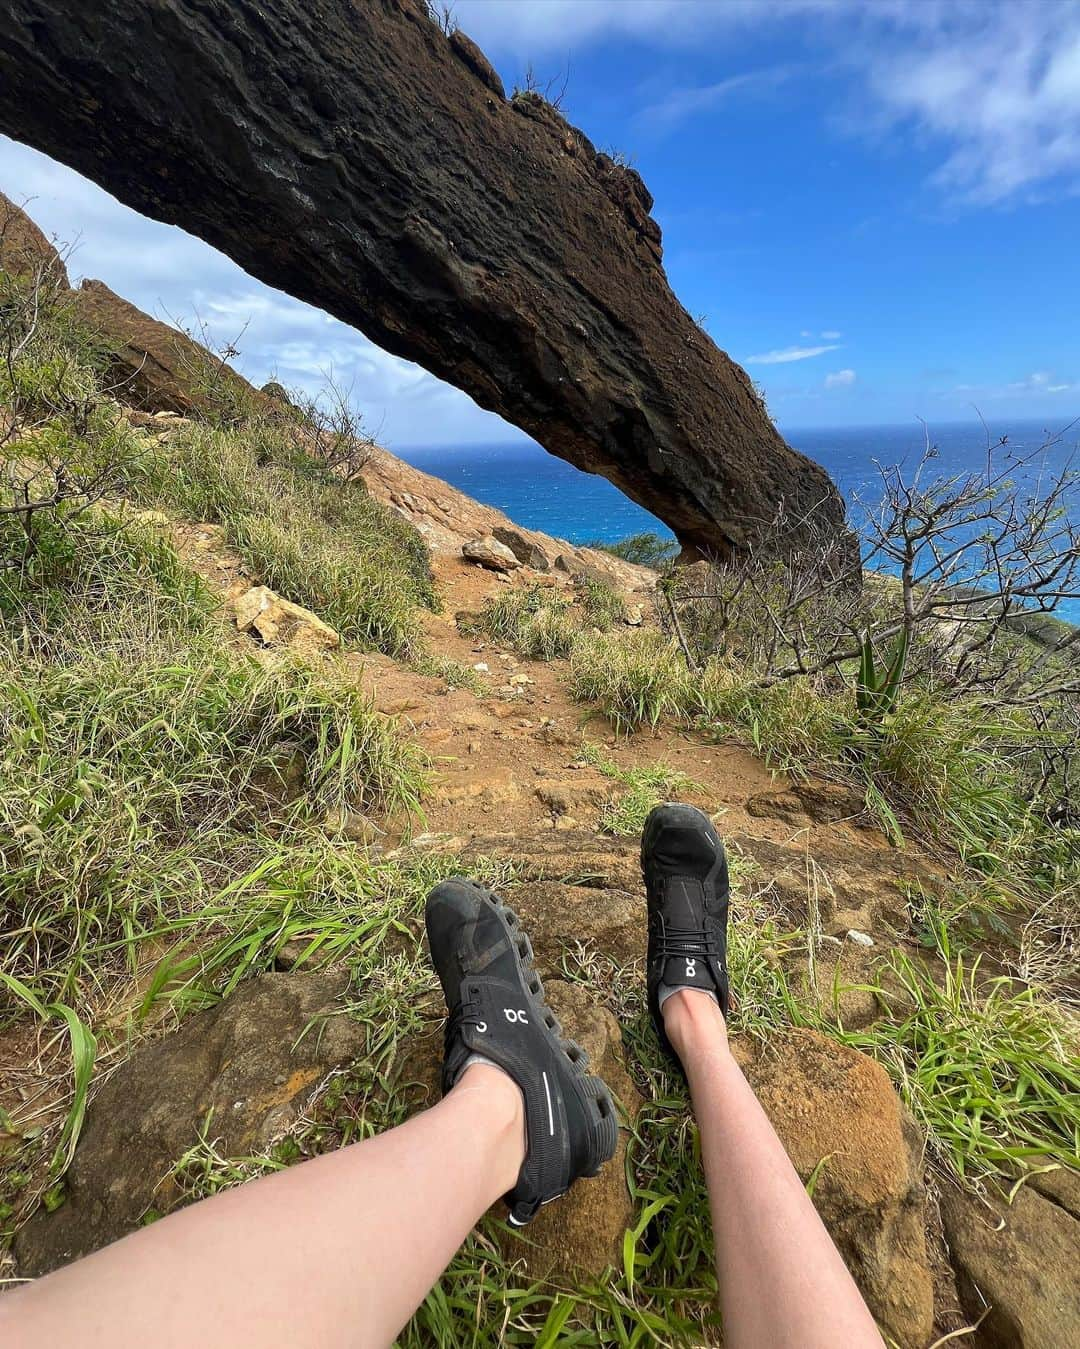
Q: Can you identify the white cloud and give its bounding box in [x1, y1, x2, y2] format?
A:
[1007, 371, 1077, 396]
[746, 344, 840, 365]
[0, 138, 524, 449]
[638, 67, 790, 136]
[820, 330, 842, 340]
[455, 0, 1080, 206]
[824, 368, 856, 388]
[857, 4, 1080, 204]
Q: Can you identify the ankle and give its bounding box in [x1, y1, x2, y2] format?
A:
[454, 1061, 527, 1192]
[662, 987, 730, 1063]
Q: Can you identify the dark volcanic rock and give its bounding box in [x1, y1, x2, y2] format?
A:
[0, 0, 849, 561]
[492, 525, 551, 570]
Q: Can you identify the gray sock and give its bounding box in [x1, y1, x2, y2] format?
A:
[658, 982, 719, 1010]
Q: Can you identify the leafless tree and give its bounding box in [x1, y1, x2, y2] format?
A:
[285, 374, 379, 483]
[667, 422, 1080, 713]
[1, 229, 136, 561]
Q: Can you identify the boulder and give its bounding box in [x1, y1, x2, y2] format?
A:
[16, 972, 364, 1277]
[70, 278, 264, 417]
[0, 0, 853, 562]
[941, 1180, 1080, 1348]
[233, 584, 341, 657]
[736, 1029, 934, 1348]
[492, 526, 550, 571]
[508, 879, 643, 974]
[462, 536, 521, 572]
[0, 189, 68, 287]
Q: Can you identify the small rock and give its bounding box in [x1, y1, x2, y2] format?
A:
[624, 604, 644, 626]
[508, 673, 533, 687]
[462, 536, 521, 572]
[846, 929, 875, 947]
[322, 809, 383, 845]
[471, 662, 489, 672]
[233, 585, 340, 657]
[491, 525, 550, 571]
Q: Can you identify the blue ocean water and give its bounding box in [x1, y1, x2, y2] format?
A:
[399, 418, 1080, 622]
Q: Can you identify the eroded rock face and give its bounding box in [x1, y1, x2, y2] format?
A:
[0, 0, 850, 561]
[941, 1180, 1080, 1348]
[0, 188, 68, 287]
[71, 278, 264, 416]
[15, 972, 364, 1277]
[736, 1030, 935, 1349]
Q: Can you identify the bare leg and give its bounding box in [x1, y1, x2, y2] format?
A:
[0, 1064, 523, 1349]
[663, 990, 884, 1349]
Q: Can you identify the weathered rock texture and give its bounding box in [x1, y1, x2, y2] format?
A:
[361, 444, 655, 591]
[16, 972, 364, 1277]
[71, 277, 263, 415]
[941, 1178, 1080, 1348]
[737, 1030, 935, 1349]
[0, 0, 848, 560]
[0, 188, 68, 286]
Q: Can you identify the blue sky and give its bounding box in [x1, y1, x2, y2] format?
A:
[1, 0, 1078, 446]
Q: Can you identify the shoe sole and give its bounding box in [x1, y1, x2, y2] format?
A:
[452, 878, 619, 1179]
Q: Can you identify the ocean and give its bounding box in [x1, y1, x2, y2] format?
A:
[398, 418, 1080, 624]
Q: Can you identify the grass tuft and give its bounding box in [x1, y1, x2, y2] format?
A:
[129, 421, 434, 658]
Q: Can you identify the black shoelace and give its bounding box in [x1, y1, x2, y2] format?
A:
[656, 931, 720, 961]
[445, 994, 487, 1052]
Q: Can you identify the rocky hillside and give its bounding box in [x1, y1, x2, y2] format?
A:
[2, 195, 1077, 1348]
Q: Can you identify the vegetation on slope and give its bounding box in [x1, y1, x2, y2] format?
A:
[2, 245, 1077, 1345]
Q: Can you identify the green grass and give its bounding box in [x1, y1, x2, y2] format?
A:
[470, 576, 629, 663]
[570, 631, 694, 732]
[129, 420, 435, 658]
[577, 575, 627, 631]
[471, 583, 579, 660]
[578, 743, 701, 837]
[0, 628, 426, 1002]
[584, 532, 678, 570]
[839, 951, 1080, 1178]
[566, 628, 1077, 895]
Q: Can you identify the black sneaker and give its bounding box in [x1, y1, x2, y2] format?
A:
[425, 877, 618, 1226]
[641, 804, 730, 1064]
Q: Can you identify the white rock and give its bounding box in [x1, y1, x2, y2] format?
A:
[846, 929, 875, 947]
[462, 536, 522, 572]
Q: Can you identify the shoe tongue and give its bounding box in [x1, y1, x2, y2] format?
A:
[662, 877, 705, 931]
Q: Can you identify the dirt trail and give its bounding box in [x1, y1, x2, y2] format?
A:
[176, 523, 940, 995]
